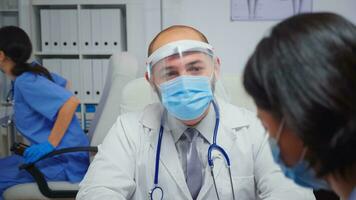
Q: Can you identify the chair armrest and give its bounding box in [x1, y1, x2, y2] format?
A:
[17, 146, 97, 198]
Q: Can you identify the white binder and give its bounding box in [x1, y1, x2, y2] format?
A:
[69, 60, 82, 99]
[80, 60, 94, 103]
[59, 10, 78, 52]
[50, 9, 61, 52]
[100, 9, 123, 52]
[43, 59, 61, 75]
[79, 9, 92, 53]
[92, 59, 103, 103]
[100, 9, 112, 52]
[40, 9, 51, 52]
[101, 59, 109, 87]
[90, 9, 102, 51]
[111, 9, 123, 52]
[60, 59, 71, 81]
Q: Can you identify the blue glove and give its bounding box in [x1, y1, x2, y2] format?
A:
[24, 141, 55, 164]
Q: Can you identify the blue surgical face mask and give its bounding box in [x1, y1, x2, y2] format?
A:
[159, 75, 213, 121]
[268, 120, 330, 190]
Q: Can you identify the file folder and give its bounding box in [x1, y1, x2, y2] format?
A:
[40, 9, 51, 52]
[100, 9, 123, 52]
[50, 9, 61, 52]
[80, 60, 94, 103]
[43, 59, 61, 75]
[92, 59, 103, 103]
[59, 9, 78, 52]
[69, 60, 82, 99]
[111, 9, 123, 52]
[90, 9, 102, 51]
[101, 59, 109, 87]
[80, 9, 92, 53]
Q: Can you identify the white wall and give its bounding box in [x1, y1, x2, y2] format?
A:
[161, 0, 356, 74]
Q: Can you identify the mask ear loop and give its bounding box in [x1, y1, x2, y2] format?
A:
[298, 146, 308, 163]
[275, 118, 286, 142]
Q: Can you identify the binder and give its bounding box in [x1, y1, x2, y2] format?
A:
[40, 9, 51, 52]
[50, 9, 61, 52]
[101, 59, 109, 87]
[59, 9, 78, 52]
[60, 59, 71, 81]
[80, 60, 94, 103]
[92, 59, 103, 103]
[100, 9, 123, 52]
[90, 9, 102, 51]
[110, 9, 123, 52]
[69, 60, 82, 99]
[42, 59, 61, 75]
[100, 9, 112, 52]
[80, 9, 92, 52]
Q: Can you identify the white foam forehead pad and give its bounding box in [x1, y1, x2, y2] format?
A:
[146, 40, 214, 73]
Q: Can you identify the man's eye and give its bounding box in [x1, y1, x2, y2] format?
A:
[164, 71, 178, 77]
[188, 66, 203, 72]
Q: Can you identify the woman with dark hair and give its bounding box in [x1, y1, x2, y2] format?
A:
[243, 12, 356, 200]
[0, 26, 89, 199]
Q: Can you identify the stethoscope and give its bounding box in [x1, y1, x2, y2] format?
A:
[149, 100, 236, 200]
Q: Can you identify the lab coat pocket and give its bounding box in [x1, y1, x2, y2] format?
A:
[218, 175, 255, 200]
[233, 175, 256, 199]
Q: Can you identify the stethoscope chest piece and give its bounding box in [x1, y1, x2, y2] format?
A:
[149, 186, 163, 200]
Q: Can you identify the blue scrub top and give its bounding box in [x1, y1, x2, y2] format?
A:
[13, 72, 89, 182]
[350, 187, 356, 200]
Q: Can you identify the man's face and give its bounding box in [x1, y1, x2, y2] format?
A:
[150, 51, 216, 86]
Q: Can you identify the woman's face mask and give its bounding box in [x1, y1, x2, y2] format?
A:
[268, 119, 330, 190]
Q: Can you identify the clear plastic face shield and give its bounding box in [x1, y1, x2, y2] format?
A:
[147, 40, 219, 121]
[147, 40, 216, 87]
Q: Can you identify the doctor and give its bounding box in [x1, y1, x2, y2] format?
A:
[77, 25, 315, 200]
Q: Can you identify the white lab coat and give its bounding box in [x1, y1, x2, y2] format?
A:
[77, 100, 315, 200]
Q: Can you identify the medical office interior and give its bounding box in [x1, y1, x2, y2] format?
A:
[0, 0, 355, 199]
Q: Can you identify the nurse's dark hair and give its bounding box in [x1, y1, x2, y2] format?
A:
[0, 26, 53, 81]
[243, 12, 356, 178]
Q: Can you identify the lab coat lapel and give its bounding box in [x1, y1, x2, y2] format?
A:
[141, 103, 192, 199]
[198, 99, 249, 199]
[154, 129, 192, 199]
[198, 126, 237, 199]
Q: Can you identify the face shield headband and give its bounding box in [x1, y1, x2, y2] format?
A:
[146, 40, 215, 80]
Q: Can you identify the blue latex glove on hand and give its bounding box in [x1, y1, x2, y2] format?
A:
[24, 141, 55, 164]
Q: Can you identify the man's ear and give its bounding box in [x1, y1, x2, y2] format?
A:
[144, 72, 150, 82]
[214, 57, 221, 78]
[145, 71, 156, 89]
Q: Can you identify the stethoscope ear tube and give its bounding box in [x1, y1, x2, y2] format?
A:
[208, 144, 231, 167]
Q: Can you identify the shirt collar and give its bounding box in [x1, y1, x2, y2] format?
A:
[167, 104, 216, 144]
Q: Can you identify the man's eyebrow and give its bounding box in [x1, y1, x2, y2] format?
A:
[186, 60, 204, 66]
[159, 66, 176, 73]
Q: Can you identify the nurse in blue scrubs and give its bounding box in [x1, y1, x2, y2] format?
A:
[0, 26, 89, 199]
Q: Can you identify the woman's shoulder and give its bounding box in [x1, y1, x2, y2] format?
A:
[14, 72, 36, 86]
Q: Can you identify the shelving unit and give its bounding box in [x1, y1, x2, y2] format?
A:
[28, 0, 129, 131]
[0, 0, 150, 132]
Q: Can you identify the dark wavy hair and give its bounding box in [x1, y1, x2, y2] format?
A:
[0, 26, 53, 81]
[243, 12, 356, 178]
